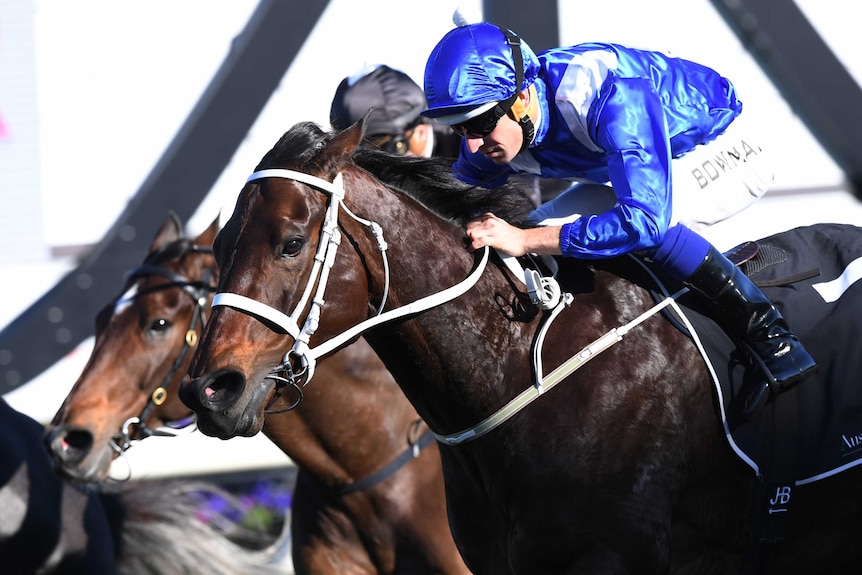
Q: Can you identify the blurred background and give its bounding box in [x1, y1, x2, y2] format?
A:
[1, 0, 859, 482]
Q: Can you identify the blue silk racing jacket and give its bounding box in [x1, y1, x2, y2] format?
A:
[452, 43, 743, 259]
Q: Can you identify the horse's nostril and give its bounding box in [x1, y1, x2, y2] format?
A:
[183, 369, 246, 410]
[63, 429, 94, 453]
[45, 427, 93, 464]
[206, 371, 246, 403]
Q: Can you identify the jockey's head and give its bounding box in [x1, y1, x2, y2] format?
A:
[421, 22, 539, 150]
[330, 65, 432, 156]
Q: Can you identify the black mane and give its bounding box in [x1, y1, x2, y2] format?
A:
[259, 121, 537, 227]
[256, 121, 331, 172]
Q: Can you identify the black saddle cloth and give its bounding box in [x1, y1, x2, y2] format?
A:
[663, 223, 862, 485]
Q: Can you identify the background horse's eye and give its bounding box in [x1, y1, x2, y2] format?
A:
[281, 237, 305, 257]
[148, 318, 171, 334]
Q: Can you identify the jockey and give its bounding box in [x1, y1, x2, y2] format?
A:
[330, 64, 459, 158]
[421, 22, 816, 416]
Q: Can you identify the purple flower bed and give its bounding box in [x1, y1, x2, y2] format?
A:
[192, 476, 293, 549]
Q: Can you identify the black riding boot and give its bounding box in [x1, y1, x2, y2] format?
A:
[684, 246, 817, 416]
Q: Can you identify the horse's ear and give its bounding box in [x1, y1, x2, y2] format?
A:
[356, 108, 373, 138]
[195, 213, 220, 249]
[335, 111, 368, 151]
[150, 211, 183, 252]
[317, 112, 368, 176]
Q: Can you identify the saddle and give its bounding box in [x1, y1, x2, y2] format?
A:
[506, 223, 862, 553]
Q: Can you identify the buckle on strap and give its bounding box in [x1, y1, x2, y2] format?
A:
[525, 268, 562, 309]
[498, 252, 562, 310]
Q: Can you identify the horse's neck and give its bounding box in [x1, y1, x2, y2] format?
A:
[263, 343, 420, 489]
[343, 183, 537, 435]
[361, 233, 665, 439]
[363, 190, 480, 309]
[367, 253, 534, 435]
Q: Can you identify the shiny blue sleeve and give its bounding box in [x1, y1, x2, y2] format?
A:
[559, 77, 672, 258]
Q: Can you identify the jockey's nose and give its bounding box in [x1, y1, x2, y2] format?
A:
[465, 137, 484, 154]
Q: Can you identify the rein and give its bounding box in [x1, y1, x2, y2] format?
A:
[111, 250, 217, 454]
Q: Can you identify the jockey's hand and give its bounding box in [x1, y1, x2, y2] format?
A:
[466, 213, 563, 257]
[465, 213, 527, 256]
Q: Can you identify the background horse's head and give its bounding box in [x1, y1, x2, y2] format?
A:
[3, 397, 287, 574]
[45, 212, 218, 482]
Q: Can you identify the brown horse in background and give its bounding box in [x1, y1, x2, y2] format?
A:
[179, 119, 862, 574]
[45, 212, 469, 574]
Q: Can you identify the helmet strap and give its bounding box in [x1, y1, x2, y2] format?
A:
[497, 26, 532, 152]
[517, 116, 535, 153]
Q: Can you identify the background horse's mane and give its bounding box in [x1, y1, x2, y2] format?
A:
[259, 121, 537, 227]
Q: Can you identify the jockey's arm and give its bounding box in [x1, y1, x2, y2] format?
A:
[466, 213, 562, 257]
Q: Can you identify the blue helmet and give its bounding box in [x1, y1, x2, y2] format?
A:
[422, 23, 540, 125]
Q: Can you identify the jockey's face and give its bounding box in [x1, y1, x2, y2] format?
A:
[459, 111, 522, 164]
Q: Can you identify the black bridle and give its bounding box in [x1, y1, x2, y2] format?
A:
[112, 246, 217, 453]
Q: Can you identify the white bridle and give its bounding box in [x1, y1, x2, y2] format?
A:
[210, 167, 682, 445]
[211, 168, 489, 387]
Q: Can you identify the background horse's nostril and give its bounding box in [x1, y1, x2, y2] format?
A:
[62, 428, 94, 453]
[45, 427, 93, 467]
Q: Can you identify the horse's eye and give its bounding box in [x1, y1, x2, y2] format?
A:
[148, 318, 171, 333]
[281, 237, 305, 257]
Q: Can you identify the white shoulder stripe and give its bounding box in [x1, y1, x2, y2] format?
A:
[555, 50, 618, 153]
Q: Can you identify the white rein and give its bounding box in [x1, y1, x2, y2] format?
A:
[211, 168, 490, 384]
[213, 168, 685, 446]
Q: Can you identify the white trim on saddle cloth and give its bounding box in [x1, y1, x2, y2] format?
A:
[813, 256, 862, 303]
[651, 223, 862, 487]
[631, 261, 760, 476]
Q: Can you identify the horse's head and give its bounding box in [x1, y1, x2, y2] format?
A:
[45, 212, 219, 482]
[179, 120, 379, 439]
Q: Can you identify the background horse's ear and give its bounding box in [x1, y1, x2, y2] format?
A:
[150, 211, 184, 252]
[196, 212, 220, 248]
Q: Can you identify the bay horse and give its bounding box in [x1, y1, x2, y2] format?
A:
[1, 396, 282, 575]
[45, 211, 469, 574]
[180, 118, 862, 574]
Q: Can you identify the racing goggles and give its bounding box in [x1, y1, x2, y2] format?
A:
[451, 92, 519, 138]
